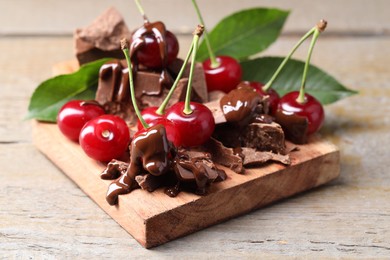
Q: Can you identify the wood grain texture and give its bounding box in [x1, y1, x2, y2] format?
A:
[32, 121, 339, 248]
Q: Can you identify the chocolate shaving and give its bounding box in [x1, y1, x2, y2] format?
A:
[240, 147, 290, 166]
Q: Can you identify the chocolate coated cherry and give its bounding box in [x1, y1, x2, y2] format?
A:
[277, 91, 324, 135]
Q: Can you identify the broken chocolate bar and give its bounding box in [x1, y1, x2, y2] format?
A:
[74, 7, 132, 65]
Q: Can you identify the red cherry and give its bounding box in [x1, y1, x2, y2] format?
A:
[203, 56, 242, 93]
[137, 106, 164, 130]
[165, 102, 215, 147]
[79, 115, 130, 162]
[57, 100, 105, 142]
[277, 91, 324, 135]
[246, 81, 280, 115]
[133, 30, 179, 69]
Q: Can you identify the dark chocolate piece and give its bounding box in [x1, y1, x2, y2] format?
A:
[101, 159, 129, 180]
[220, 84, 263, 127]
[74, 7, 131, 65]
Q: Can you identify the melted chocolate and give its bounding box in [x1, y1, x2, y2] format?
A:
[130, 21, 173, 90]
[105, 124, 173, 205]
[274, 110, 309, 144]
[220, 84, 263, 127]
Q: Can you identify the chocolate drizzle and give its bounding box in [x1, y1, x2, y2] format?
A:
[220, 84, 264, 127]
[102, 125, 227, 204]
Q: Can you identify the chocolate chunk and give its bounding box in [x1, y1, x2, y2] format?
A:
[168, 59, 209, 103]
[101, 159, 129, 180]
[174, 147, 227, 195]
[74, 7, 131, 65]
[241, 122, 286, 154]
[213, 121, 286, 154]
[220, 85, 263, 127]
[135, 173, 175, 192]
[203, 138, 244, 174]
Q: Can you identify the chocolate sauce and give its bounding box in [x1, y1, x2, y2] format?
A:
[130, 21, 173, 91]
[220, 84, 263, 127]
[274, 110, 309, 144]
[105, 124, 173, 205]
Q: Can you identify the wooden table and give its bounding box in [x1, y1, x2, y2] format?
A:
[1, 1, 390, 258]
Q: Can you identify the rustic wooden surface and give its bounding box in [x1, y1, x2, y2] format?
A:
[1, 0, 390, 258]
[33, 122, 339, 248]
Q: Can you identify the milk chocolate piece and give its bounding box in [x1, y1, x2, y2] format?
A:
[74, 7, 131, 65]
[101, 159, 129, 180]
[174, 148, 227, 195]
[204, 138, 244, 174]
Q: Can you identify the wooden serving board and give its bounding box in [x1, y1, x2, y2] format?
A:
[32, 121, 340, 248]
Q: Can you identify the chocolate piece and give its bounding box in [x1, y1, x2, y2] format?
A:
[101, 159, 129, 180]
[74, 7, 131, 65]
[213, 121, 286, 154]
[204, 138, 244, 174]
[135, 173, 176, 192]
[240, 147, 290, 166]
[241, 122, 286, 154]
[174, 148, 227, 195]
[96, 59, 208, 124]
[220, 85, 262, 127]
[274, 110, 309, 144]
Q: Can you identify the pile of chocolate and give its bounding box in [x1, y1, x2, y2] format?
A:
[75, 7, 294, 205]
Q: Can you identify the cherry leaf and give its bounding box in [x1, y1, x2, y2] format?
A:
[196, 8, 289, 62]
[241, 57, 357, 104]
[26, 58, 110, 122]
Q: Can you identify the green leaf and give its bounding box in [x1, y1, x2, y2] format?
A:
[196, 8, 289, 62]
[241, 57, 358, 104]
[26, 58, 110, 122]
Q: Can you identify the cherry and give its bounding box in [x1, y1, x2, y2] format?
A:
[245, 81, 280, 115]
[133, 30, 179, 69]
[57, 100, 105, 142]
[165, 102, 215, 147]
[276, 20, 327, 137]
[136, 106, 163, 130]
[277, 91, 324, 135]
[79, 115, 130, 162]
[191, 0, 242, 93]
[203, 56, 242, 93]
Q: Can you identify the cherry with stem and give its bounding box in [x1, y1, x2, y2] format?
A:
[277, 20, 327, 135]
[191, 0, 242, 93]
[165, 25, 215, 147]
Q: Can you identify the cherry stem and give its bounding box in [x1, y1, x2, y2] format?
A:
[121, 39, 149, 129]
[184, 25, 204, 115]
[262, 27, 316, 92]
[297, 19, 327, 104]
[156, 41, 194, 115]
[191, 0, 219, 68]
[134, 0, 149, 24]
